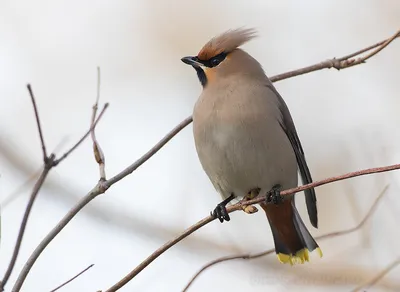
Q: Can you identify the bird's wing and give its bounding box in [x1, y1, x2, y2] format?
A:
[265, 84, 318, 229]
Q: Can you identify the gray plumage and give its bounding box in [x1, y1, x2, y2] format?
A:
[192, 47, 318, 228]
[182, 28, 320, 263]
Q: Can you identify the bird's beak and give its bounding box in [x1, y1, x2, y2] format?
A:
[181, 56, 203, 67]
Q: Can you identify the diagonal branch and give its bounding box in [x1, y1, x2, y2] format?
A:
[0, 159, 54, 292]
[49, 264, 94, 292]
[105, 164, 399, 291]
[105, 115, 193, 186]
[270, 29, 400, 81]
[26, 84, 48, 162]
[182, 185, 389, 291]
[342, 29, 400, 66]
[54, 103, 109, 165]
[10, 29, 399, 292]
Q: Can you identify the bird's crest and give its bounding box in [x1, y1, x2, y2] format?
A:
[197, 28, 257, 61]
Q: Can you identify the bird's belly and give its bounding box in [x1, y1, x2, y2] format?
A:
[196, 120, 298, 199]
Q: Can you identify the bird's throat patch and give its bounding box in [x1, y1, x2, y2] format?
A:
[204, 67, 216, 84]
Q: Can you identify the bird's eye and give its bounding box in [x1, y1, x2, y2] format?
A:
[209, 52, 227, 68]
[210, 57, 221, 67]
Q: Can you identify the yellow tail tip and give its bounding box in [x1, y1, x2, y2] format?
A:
[277, 248, 323, 265]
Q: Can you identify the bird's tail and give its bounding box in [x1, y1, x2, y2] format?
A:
[260, 198, 322, 265]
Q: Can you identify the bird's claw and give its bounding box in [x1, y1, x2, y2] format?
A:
[266, 184, 284, 205]
[212, 203, 230, 223]
[211, 193, 235, 223]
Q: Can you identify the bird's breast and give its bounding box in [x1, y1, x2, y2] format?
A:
[192, 81, 298, 197]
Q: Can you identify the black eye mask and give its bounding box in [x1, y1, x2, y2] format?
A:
[197, 52, 227, 68]
[192, 52, 227, 87]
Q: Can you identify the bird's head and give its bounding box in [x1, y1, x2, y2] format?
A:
[181, 28, 258, 87]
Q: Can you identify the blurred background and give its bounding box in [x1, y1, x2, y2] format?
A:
[0, 0, 399, 291]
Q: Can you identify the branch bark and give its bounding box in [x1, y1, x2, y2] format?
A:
[0, 159, 54, 291]
[105, 165, 399, 291]
[0, 85, 108, 292]
[9, 29, 399, 292]
[182, 185, 389, 291]
[270, 29, 399, 81]
[91, 67, 107, 180]
[49, 264, 94, 292]
[26, 84, 48, 162]
[54, 103, 109, 165]
[0, 84, 55, 292]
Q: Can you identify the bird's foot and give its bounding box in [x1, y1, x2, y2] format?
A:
[211, 194, 235, 223]
[241, 188, 260, 214]
[242, 205, 258, 214]
[266, 184, 284, 205]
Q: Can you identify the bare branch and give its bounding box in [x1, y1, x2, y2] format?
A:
[2, 84, 109, 292]
[350, 257, 400, 292]
[343, 29, 400, 66]
[105, 164, 398, 291]
[54, 103, 109, 165]
[105, 116, 193, 186]
[49, 264, 94, 292]
[183, 185, 389, 291]
[11, 29, 399, 292]
[270, 29, 400, 81]
[26, 84, 48, 162]
[91, 67, 107, 180]
[0, 137, 72, 209]
[0, 155, 55, 291]
[0, 84, 58, 291]
[95, 66, 101, 107]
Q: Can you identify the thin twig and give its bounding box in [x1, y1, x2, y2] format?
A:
[350, 258, 400, 292]
[91, 68, 100, 133]
[26, 84, 48, 162]
[10, 29, 399, 292]
[1, 82, 108, 292]
[105, 116, 193, 186]
[0, 156, 55, 291]
[183, 185, 389, 291]
[0, 84, 56, 292]
[49, 264, 94, 292]
[337, 38, 396, 61]
[54, 103, 109, 165]
[338, 29, 400, 69]
[10, 101, 109, 292]
[270, 29, 400, 82]
[0, 137, 72, 209]
[240, 164, 400, 210]
[91, 67, 106, 180]
[11, 185, 104, 292]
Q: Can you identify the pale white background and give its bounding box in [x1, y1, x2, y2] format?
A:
[1, 1, 400, 291]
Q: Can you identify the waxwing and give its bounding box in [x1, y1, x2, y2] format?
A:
[182, 28, 322, 264]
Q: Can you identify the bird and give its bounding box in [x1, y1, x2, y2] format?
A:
[181, 28, 322, 264]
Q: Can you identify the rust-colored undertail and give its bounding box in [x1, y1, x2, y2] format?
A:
[260, 198, 322, 265]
